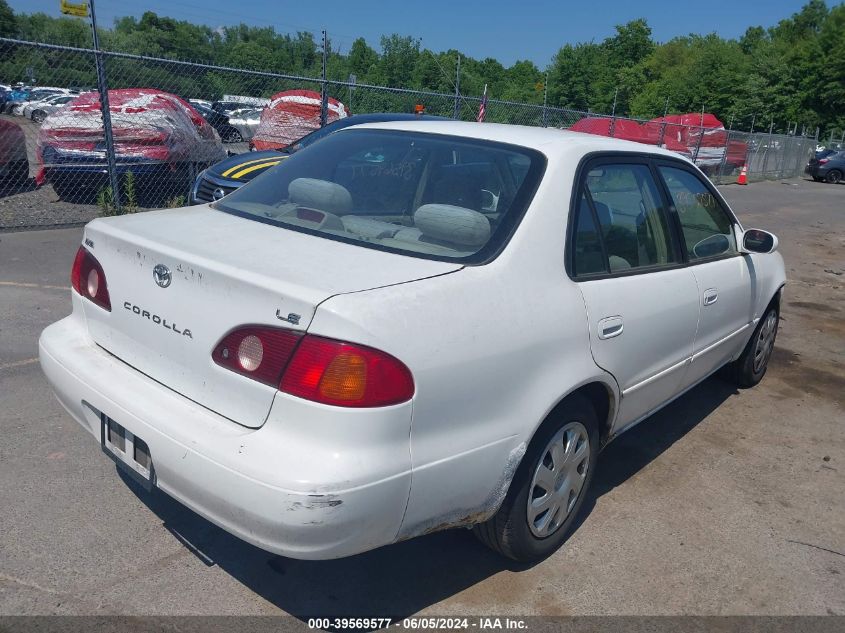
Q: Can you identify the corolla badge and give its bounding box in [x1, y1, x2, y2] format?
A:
[152, 264, 172, 288]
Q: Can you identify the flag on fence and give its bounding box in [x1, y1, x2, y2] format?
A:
[477, 84, 488, 123]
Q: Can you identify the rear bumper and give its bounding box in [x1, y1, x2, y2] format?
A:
[806, 164, 834, 178]
[38, 313, 412, 560]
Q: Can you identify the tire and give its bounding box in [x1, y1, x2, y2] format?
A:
[50, 177, 86, 202]
[5, 160, 29, 188]
[31, 110, 46, 124]
[825, 169, 842, 184]
[226, 129, 243, 143]
[729, 305, 779, 388]
[473, 394, 599, 562]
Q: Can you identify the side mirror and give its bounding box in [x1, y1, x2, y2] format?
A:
[741, 228, 778, 254]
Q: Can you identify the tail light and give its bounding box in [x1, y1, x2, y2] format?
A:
[818, 158, 829, 164]
[211, 327, 415, 407]
[281, 335, 415, 407]
[71, 246, 111, 311]
[212, 326, 302, 387]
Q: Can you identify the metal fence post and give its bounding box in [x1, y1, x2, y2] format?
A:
[692, 125, 704, 163]
[319, 30, 328, 127]
[760, 120, 774, 179]
[452, 55, 461, 120]
[542, 73, 548, 128]
[89, 0, 121, 211]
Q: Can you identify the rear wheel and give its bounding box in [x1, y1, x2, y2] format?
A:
[226, 129, 243, 143]
[825, 169, 842, 184]
[31, 110, 46, 124]
[3, 160, 29, 188]
[50, 177, 78, 201]
[473, 394, 599, 562]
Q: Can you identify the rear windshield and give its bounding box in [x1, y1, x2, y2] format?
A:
[214, 129, 545, 263]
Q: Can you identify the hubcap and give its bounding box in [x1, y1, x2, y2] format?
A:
[753, 311, 778, 374]
[527, 421, 590, 538]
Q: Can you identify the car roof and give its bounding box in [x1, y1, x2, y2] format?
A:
[343, 120, 691, 163]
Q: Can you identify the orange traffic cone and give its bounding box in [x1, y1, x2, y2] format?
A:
[737, 164, 748, 185]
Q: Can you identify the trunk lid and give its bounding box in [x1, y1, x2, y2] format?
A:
[81, 205, 461, 427]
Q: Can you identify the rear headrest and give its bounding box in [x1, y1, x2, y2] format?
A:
[289, 178, 352, 215]
[414, 204, 490, 247]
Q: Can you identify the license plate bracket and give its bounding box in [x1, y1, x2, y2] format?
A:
[101, 415, 156, 492]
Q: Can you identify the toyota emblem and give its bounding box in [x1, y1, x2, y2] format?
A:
[152, 264, 172, 288]
[211, 188, 226, 201]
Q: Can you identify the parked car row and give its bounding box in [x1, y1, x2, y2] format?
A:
[1, 85, 81, 121]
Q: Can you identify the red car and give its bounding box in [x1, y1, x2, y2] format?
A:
[570, 113, 748, 175]
[251, 89, 348, 151]
[37, 88, 225, 201]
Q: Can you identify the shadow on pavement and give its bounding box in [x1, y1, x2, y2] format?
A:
[120, 373, 739, 619]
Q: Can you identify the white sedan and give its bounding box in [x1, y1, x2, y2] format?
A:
[39, 121, 785, 561]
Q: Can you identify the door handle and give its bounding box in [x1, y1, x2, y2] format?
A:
[598, 316, 624, 340]
[703, 289, 718, 306]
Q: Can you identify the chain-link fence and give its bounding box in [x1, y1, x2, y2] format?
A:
[0, 37, 822, 219]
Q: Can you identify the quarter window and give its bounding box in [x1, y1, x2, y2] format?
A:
[659, 166, 737, 260]
[576, 164, 679, 273]
[573, 192, 606, 275]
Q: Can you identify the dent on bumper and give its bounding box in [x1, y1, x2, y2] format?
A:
[38, 315, 412, 560]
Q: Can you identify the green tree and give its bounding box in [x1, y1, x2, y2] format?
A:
[0, 0, 16, 37]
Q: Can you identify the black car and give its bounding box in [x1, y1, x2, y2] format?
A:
[191, 103, 244, 143]
[806, 149, 844, 184]
[191, 112, 445, 204]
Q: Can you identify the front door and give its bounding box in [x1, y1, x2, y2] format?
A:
[656, 164, 755, 385]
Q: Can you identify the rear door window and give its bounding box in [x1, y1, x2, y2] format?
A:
[573, 163, 679, 274]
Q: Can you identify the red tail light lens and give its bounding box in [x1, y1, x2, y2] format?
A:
[211, 327, 415, 407]
[212, 326, 303, 387]
[71, 246, 111, 311]
[818, 158, 829, 164]
[281, 335, 414, 407]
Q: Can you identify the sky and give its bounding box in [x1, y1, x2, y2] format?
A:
[9, 0, 825, 67]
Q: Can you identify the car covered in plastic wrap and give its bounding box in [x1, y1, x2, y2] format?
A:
[570, 113, 748, 175]
[36, 88, 226, 202]
[250, 89, 347, 151]
[0, 118, 30, 187]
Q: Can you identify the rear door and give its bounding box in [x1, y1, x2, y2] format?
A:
[656, 163, 754, 385]
[569, 157, 700, 430]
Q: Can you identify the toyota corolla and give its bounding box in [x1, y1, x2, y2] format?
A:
[39, 121, 785, 561]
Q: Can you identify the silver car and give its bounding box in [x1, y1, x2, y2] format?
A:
[227, 108, 262, 141]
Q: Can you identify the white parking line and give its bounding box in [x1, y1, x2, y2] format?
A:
[0, 281, 70, 291]
[0, 358, 39, 370]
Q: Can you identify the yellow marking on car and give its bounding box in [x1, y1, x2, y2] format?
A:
[221, 156, 283, 177]
[229, 160, 284, 179]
